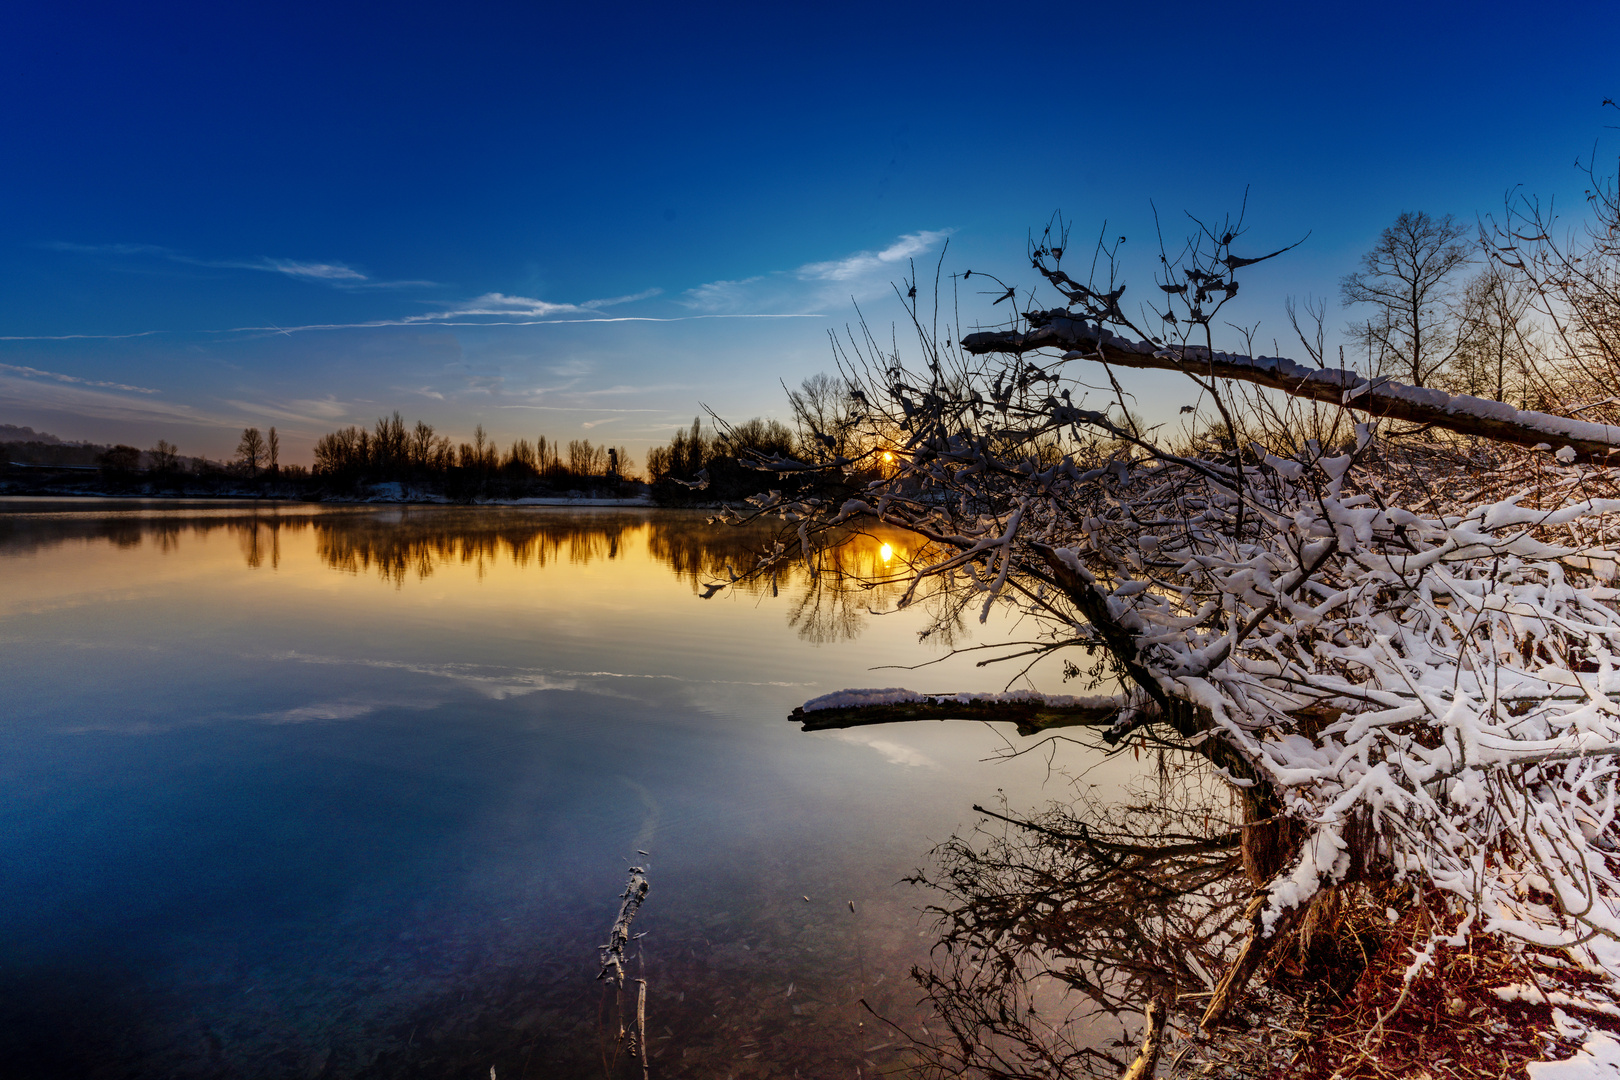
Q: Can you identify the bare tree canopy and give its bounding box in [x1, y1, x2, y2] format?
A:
[235, 427, 265, 475]
[1340, 210, 1473, 387]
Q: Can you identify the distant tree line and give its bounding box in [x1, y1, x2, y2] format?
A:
[2, 414, 641, 502]
[1, 431, 231, 492]
[306, 412, 636, 500]
[645, 382, 887, 504]
[6, 399, 893, 505]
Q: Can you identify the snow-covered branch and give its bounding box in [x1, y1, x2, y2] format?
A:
[961, 311, 1620, 463]
[726, 214, 1620, 1033]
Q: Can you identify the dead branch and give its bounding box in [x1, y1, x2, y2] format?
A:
[598, 866, 650, 987]
[961, 312, 1620, 462]
[792, 693, 1126, 735]
[1120, 989, 1175, 1080]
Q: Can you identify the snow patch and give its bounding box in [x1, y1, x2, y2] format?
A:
[1527, 1033, 1620, 1079]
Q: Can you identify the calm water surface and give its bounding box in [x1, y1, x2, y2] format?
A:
[0, 501, 1109, 1079]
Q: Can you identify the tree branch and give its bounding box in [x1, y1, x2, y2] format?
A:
[791, 693, 1126, 736]
[961, 311, 1620, 462]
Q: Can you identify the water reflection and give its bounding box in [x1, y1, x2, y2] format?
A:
[0, 500, 1060, 1079]
[1, 504, 947, 643]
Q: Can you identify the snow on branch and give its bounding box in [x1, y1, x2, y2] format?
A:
[961, 311, 1620, 463]
[735, 225, 1620, 1023]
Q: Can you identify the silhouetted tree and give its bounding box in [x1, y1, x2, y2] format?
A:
[267, 427, 280, 474]
[786, 371, 862, 462]
[235, 427, 266, 475]
[1490, 99, 1620, 426]
[1341, 210, 1473, 386]
[1443, 264, 1544, 405]
[148, 439, 179, 472]
[98, 444, 141, 474]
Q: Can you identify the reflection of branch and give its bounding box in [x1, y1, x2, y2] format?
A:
[971, 802, 1241, 857]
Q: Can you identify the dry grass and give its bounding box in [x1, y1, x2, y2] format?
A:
[1165, 888, 1620, 1080]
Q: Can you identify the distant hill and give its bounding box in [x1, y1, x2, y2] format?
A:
[0, 424, 67, 444]
[1, 425, 223, 472]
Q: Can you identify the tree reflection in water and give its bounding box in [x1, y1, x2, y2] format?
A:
[0, 504, 967, 648]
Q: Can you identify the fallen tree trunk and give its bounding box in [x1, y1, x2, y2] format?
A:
[961, 312, 1620, 463]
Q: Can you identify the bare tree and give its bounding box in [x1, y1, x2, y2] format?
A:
[1443, 264, 1543, 405]
[786, 371, 860, 461]
[267, 427, 280, 474]
[411, 420, 437, 470]
[1341, 210, 1473, 387]
[236, 427, 266, 475]
[1491, 100, 1620, 426]
[148, 439, 178, 472]
[568, 438, 598, 476]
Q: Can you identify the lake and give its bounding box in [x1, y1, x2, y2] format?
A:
[0, 500, 1119, 1079]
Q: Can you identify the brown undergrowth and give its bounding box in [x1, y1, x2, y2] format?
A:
[1186, 888, 1620, 1080]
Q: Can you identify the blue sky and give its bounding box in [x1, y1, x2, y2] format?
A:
[2, 0, 1616, 465]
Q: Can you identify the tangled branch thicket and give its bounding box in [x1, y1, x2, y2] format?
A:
[706, 133, 1620, 1075]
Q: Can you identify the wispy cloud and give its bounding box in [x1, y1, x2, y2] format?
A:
[225, 395, 352, 426]
[683, 229, 952, 315]
[433, 292, 588, 319]
[255, 258, 366, 282]
[548, 357, 592, 378]
[0, 362, 159, 394]
[581, 288, 663, 309]
[0, 311, 817, 343]
[494, 404, 664, 412]
[798, 230, 951, 282]
[580, 416, 622, 429]
[409, 287, 663, 321]
[43, 240, 434, 290]
[682, 277, 761, 312]
[0, 329, 170, 342]
[0, 372, 231, 427]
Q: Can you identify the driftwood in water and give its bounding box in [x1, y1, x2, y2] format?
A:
[634, 978, 649, 1080]
[598, 865, 652, 1077]
[598, 866, 650, 987]
[791, 694, 1125, 737]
